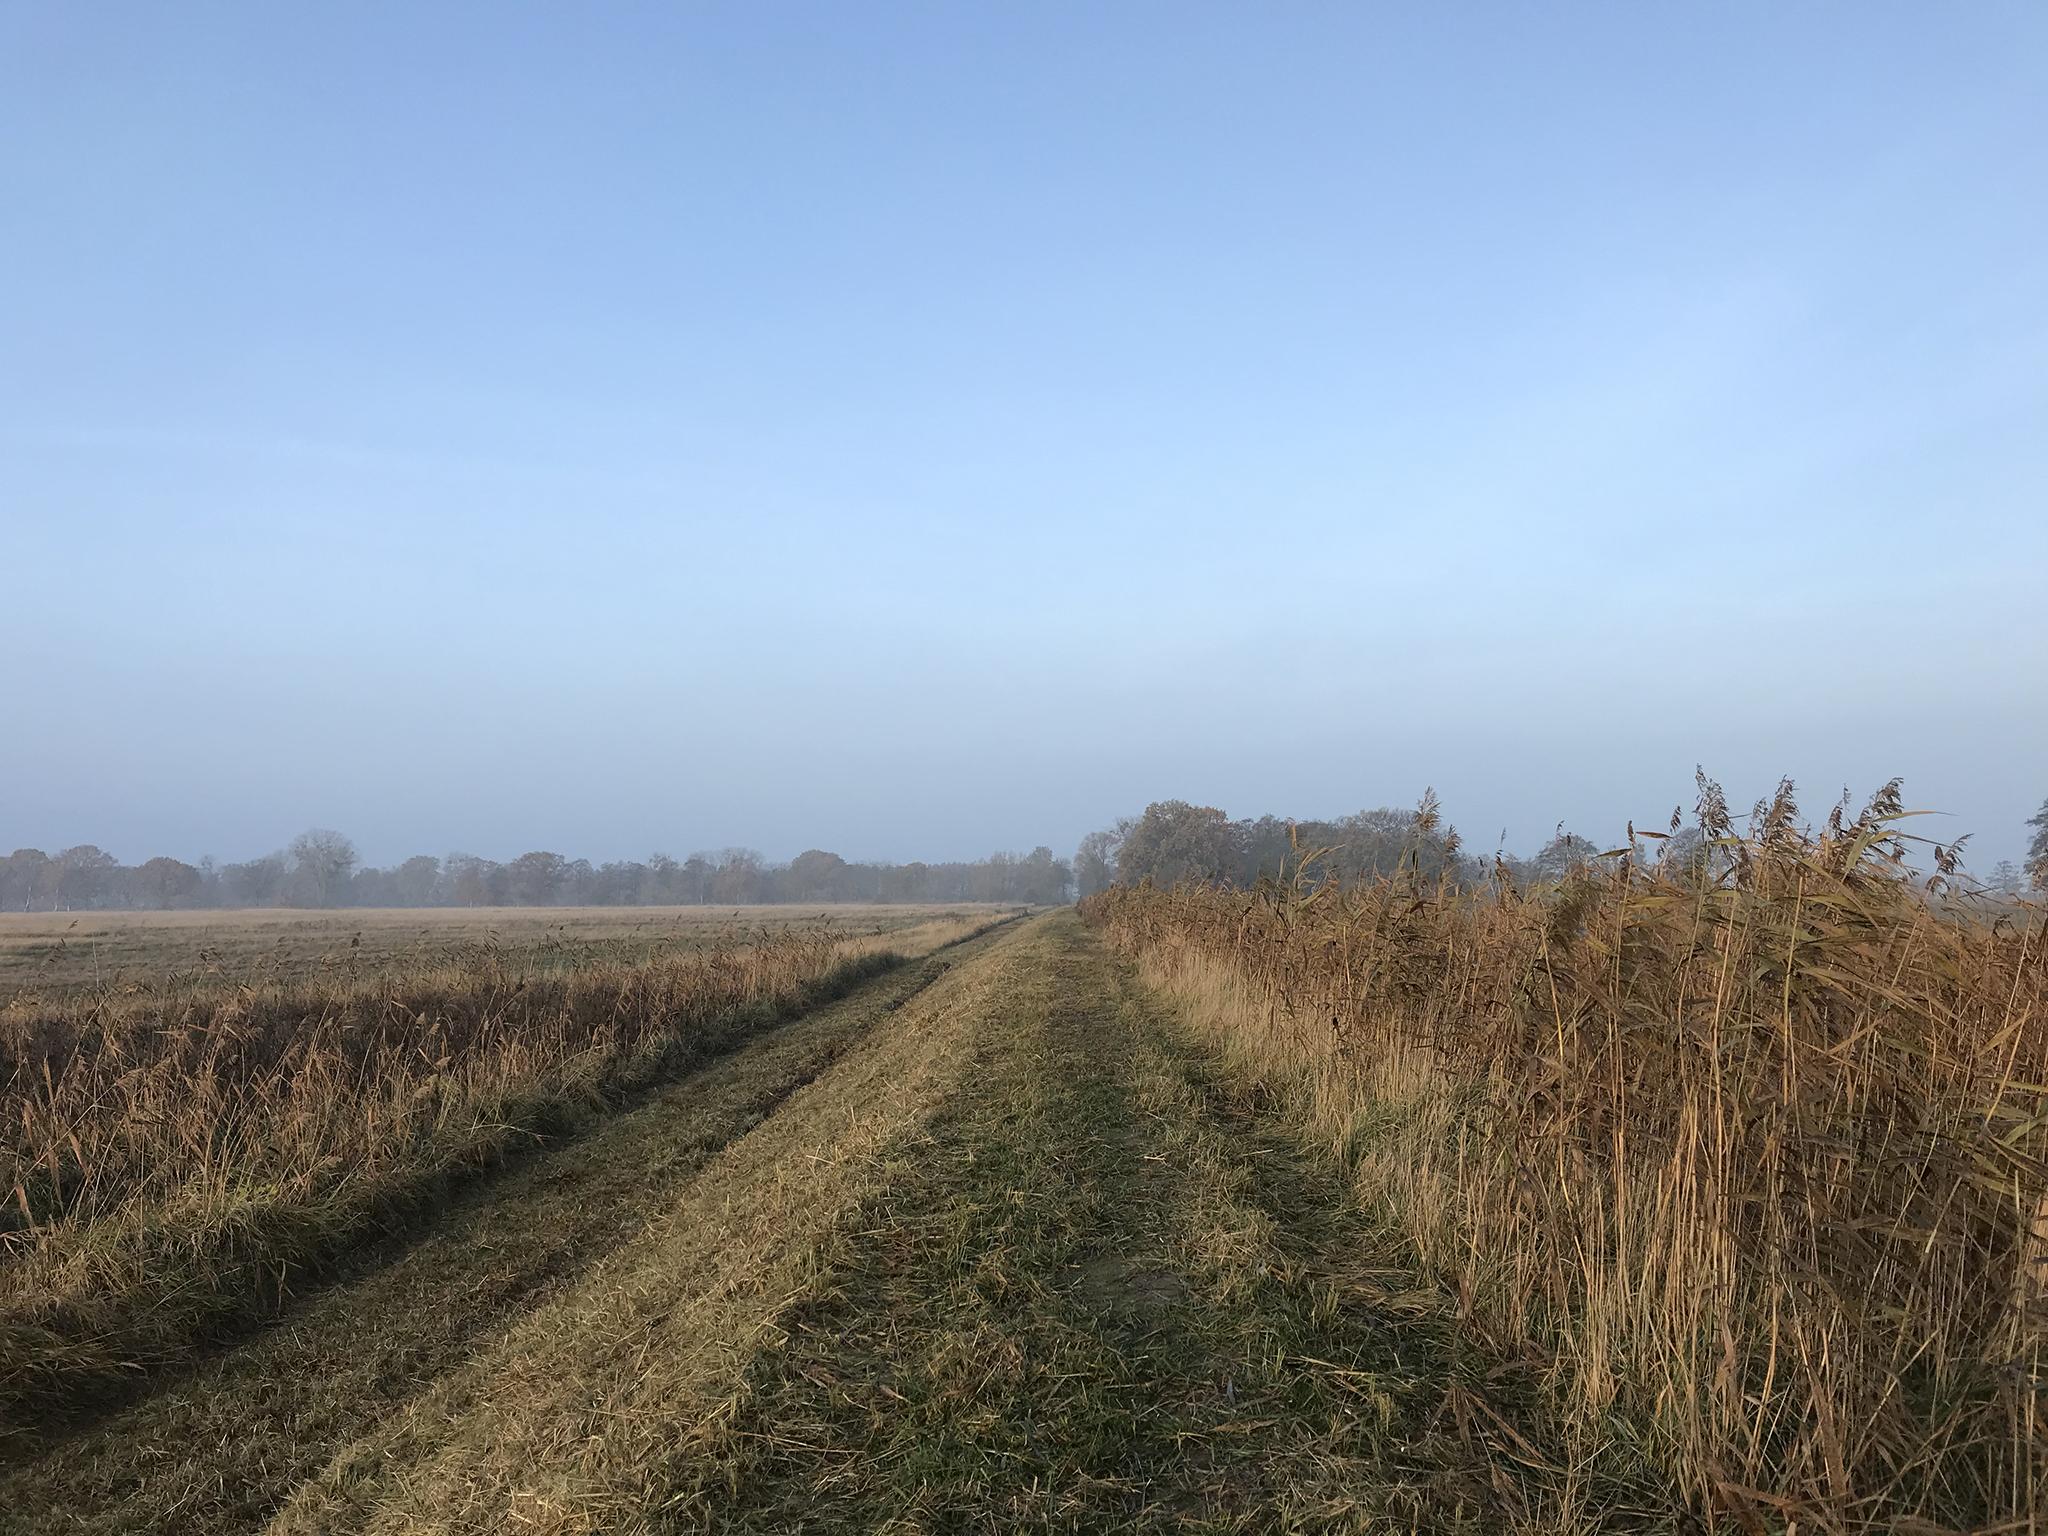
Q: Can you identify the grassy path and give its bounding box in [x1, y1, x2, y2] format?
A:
[678, 910, 1630, 1533]
[5, 912, 1662, 1533]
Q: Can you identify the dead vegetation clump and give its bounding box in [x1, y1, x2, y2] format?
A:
[0, 915, 989, 1435]
[1084, 778, 2048, 1530]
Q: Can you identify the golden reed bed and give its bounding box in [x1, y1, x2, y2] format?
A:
[1087, 783, 2046, 1531]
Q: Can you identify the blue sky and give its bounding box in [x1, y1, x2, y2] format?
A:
[4, 3, 2044, 868]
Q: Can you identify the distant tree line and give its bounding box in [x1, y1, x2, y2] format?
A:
[0, 832, 1074, 911]
[1073, 797, 1550, 897]
[1077, 791, 2048, 898]
[10, 792, 2039, 914]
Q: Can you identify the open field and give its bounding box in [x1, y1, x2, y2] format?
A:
[0, 903, 1009, 1001]
[0, 907, 1010, 1433]
[4, 913, 1638, 1534]
[3, 840, 2042, 1531]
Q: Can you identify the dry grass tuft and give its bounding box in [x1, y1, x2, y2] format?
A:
[1084, 783, 2048, 1531]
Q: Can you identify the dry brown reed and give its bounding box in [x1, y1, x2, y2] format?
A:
[0, 914, 989, 1435]
[1085, 781, 2047, 1532]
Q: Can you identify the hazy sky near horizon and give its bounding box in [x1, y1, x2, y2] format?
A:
[4, 4, 2045, 869]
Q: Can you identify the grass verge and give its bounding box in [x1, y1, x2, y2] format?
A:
[679, 911, 1666, 1532]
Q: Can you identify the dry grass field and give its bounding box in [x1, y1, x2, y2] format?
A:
[0, 906, 1012, 1438]
[3, 913, 1635, 1534]
[2, 819, 2041, 1532]
[0, 903, 1005, 1001]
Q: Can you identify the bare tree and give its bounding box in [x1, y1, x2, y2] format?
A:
[444, 853, 497, 906]
[2029, 798, 2048, 892]
[1115, 802, 1237, 887]
[786, 849, 849, 902]
[53, 845, 118, 910]
[1657, 826, 1711, 881]
[1074, 823, 1130, 898]
[1531, 830, 1601, 884]
[0, 849, 49, 912]
[135, 856, 203, 909]
[507, 850, 569, 906]
[222, 853, 288, 907]
[288, 829, 359, 907]
[711, 849, 766, 905]
[392, 855, 442, 906]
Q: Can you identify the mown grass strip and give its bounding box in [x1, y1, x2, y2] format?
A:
[679, 913, 1666, 1533]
